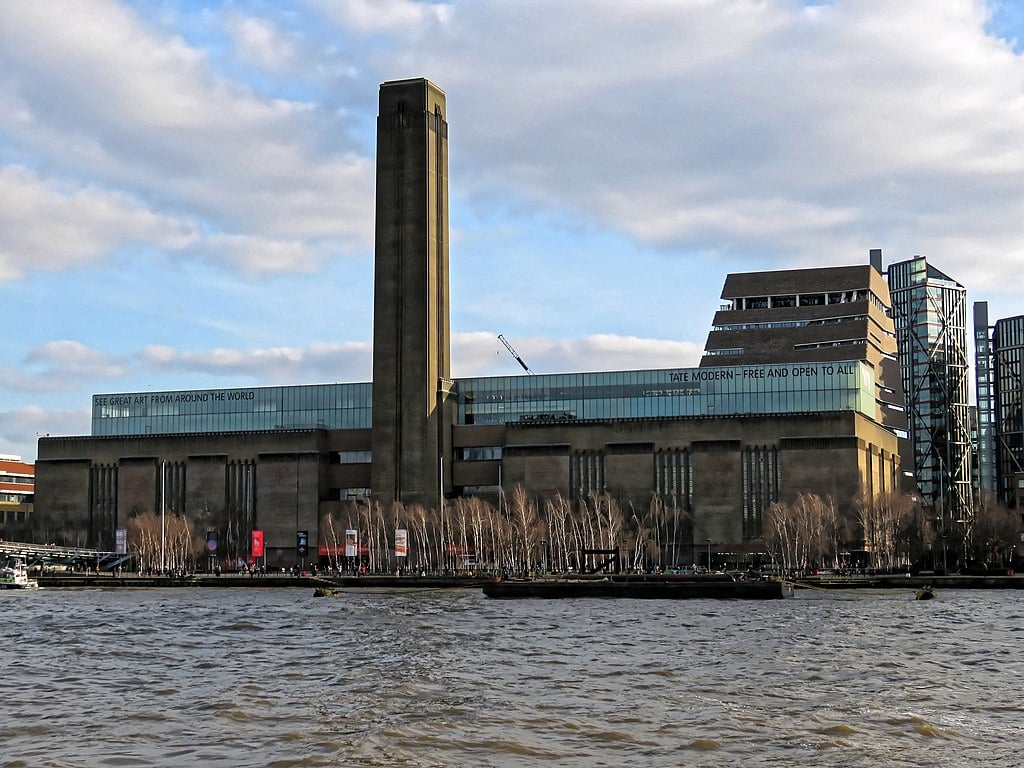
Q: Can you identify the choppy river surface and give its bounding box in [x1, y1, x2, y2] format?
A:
[1, 585, 1021, 767]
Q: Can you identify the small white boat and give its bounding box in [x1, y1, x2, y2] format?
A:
[0, 556, 39, 590]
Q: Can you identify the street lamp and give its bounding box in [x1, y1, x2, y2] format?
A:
[706, 539, 712, 572]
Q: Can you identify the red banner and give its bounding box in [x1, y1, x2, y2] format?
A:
[251, 530, 265, 558]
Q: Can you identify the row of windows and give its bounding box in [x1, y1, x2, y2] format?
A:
[93, 364, 873, 438]
[742, 447, 778, 539]
[334, 451, 372, 464]
[460, 447, 502, 461]
[655, 450, 692, 503]
[571, 452, 606, 497]
[327, 488, 371, 501]
[461, 363, 873, 423]
[466, 390, 866, 423]
[727, 291, 873, 310]
[94, 384, 373, 436]
[94, 407, 372, 437]
[462, 363, 868, 401]
[0, 474, 33, 485]
[995, 317, 1024, 351]
[713, 314, 869, 332]
[705, 348, 744, 356]
[792, 338, 862, 351]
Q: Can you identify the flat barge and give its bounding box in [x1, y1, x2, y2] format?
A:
[482, 574, 793, 599]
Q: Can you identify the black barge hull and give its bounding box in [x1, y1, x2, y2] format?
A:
[482, 578, 793, 599]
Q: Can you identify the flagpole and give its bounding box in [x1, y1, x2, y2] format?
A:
[160, 461, 166, 575]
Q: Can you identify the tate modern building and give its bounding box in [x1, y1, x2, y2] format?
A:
[34, 79, 908, 566]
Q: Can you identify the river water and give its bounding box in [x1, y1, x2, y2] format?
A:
[1, 585, 1021, 767]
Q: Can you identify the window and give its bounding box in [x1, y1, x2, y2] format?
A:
[460, 447, 502, 461]
[334, 450, 371, 464]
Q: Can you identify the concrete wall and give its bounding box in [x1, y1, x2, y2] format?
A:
[451, 411, 901, 554]
[33, 457, 91, 546]
[35, 430, 328, 562]
[33, 408, 901, 562]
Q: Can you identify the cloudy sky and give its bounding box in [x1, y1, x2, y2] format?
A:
[3, 0, 1024, 462]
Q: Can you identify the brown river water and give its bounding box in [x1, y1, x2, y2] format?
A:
[1, 586, 1021, 767]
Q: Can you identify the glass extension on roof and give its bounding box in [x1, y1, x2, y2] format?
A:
[457, 361, 875, 425]
[92, 383, 373, 436]
[91, 361, 876, 437]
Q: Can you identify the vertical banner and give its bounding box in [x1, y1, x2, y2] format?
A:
[296, 530, 309, 557]
[345, 529, 358, 557]
[395, 529, 408, 558]
[206, 530, 218, 554]
[251, 530, 265, 559]
[114, 528, 126, 555]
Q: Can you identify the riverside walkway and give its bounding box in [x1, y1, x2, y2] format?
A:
[32, 570, 1024, 591]
[791, 573, 1023, 590]
[0, 540, 127, 570]
[36, 571, 490, 589]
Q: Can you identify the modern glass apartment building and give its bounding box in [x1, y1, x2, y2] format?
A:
[887, 256, 972, 522]
[992, 314, 1024, 507]
[973, 302, 998, 500]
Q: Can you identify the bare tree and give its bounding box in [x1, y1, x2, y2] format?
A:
[764, 493, 839, 572]
[853, 491, 920, 570]
[972, 497, 1021, 568]
[127, 512, 161, 573]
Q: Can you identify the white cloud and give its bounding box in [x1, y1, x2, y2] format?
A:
[14, 331, 698, 397]
[392, 0, 1024, 293]
[224, 15, 300, 72]
[452, 332, 703, 377]
[313, 0, 453, 32]
[0, 0, 375, 266]
[138, 341, 373, 383]
[8, 0, 1024, 463]
[201, 234, 320, 275]
[0, 405, 92, 460]
[5, 329, 699, 460]
[0, 166, 197, 280]
[2, 341, 128, 393]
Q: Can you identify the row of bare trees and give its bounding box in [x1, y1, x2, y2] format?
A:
[126, 512, 204, 573]
[319, 489, 694, 574]
[765, 490, 1022, 572]
[119, 486, 1021, 575]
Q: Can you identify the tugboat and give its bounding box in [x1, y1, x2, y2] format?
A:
[0, 556, 40, 590]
